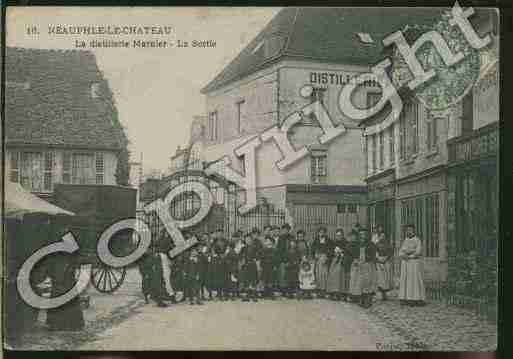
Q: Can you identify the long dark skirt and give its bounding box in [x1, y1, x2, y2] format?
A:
[327, 259, 349, 294]
[284, 263, 299, 289]
[315, 254, 329, 291]
[350, 261, 377, 296]
[261, 263, 274, 288]
[211, 258, 226, 290]
[241, 262, 258, 290]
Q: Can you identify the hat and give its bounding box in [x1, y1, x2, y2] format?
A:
[296, 229, 305, 235]
[281, 223, 291, 230]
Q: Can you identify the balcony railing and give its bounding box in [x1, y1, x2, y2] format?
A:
[448, 122, 498, 165]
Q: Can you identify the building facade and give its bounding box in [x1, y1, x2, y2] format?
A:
[446, 13, 498, 301]
[4, 47, 128, 199]
[194, 8, 412, 236]
[362, 10, 498, 284]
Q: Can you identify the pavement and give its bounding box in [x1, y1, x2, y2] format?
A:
[10, 267, 497, 351]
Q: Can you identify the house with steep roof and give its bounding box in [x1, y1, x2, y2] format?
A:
[4, 47, 129, 199]
[193, 7, 445, 236]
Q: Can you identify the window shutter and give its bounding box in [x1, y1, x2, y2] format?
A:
[10, 151, 20, 183]
[44, 151, 53, 191]
[427, 118, 432, 149]
[72, 154, 79, 184]
[62, 152, 71, 184]
[95, 152, 105, 185]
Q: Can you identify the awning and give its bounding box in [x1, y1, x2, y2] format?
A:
[4, 180, 75, 219]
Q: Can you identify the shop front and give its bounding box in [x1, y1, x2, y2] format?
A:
[366, 168, 396, 251]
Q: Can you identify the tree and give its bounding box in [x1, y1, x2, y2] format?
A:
[113, 111, 131, 186]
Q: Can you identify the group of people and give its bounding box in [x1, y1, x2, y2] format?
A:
[139, 222, 426, 308]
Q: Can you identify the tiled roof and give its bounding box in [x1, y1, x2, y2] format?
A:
[201, 7, 446, 93]
[5, 47, 124, 150]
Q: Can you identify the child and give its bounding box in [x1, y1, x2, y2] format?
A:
[184, 247, 203, 305]
[241, 233, 259, 302]
[198, 242, 211, 301]
[224, 244, 239, 300]
[211, 239, 227, 300]
[260, 236, 277, 299]
[299, 259, 316, 299]
[284, 240, 301, 298]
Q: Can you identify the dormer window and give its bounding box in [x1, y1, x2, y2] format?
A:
[91, 82, 100, 98]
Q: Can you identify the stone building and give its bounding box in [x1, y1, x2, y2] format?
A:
[4, 47, 128, 199]
[360, 9, 498, 283]
[194, 8, 426, 236]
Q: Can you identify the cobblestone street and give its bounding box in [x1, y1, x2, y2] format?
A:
[11, 268, 497, 351]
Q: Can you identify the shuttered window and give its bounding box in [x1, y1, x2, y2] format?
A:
[372, 135, 377, 173]
[95, 152, 105, 185]
[389, 124, 395, 165]
[62, 152, 71, 184]
[311, 153, 327, 184]
[427, 117, 439, 151]
[379, 132, 384, 169]
[44, 151, 53, 191]
[10, 151, 20, 183]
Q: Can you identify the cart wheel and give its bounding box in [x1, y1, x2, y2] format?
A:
[91, 263, 126, 293]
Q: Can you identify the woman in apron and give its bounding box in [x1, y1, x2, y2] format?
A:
[398, 224, 426, 306]
[372, 224, 394, 301]
[326, 228, 348, 300]
[311, 226, 332, 298]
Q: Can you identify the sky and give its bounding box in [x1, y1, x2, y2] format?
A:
[6, 7, 280, 174]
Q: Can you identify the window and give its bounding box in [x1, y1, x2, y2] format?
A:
[409, 101, 419, 154]
[62, 152, 71, 184]
[399, 99, 419, 160]
[20, 152, 43, 191]
[389, 124, 395, 165]
[310, 87, 326, 104]
[399, 113, 406, 160]
[427, 117, 438, 152]
[236, 100, 244, 134]
[425, 193, 440, 258]
[10, 151, 20, 183]
[44, 151, 53, 191]
[208, 111, 218, 141]
[72, 153, 95, 184]
[95, 152, 104, 185]
[462, 91, 473, 134]
[311, 153, 327, 184]
[372, 135, 377, 172]
[337, 203, 357, 213]
[347, 204, 358, 213]
[379, 132, 384, 169]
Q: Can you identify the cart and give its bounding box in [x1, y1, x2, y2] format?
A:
[52, 184, 137, 294]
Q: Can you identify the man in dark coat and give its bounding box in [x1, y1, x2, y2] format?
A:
[276, 223, 293, 296]
[184, 247, 203, 305]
